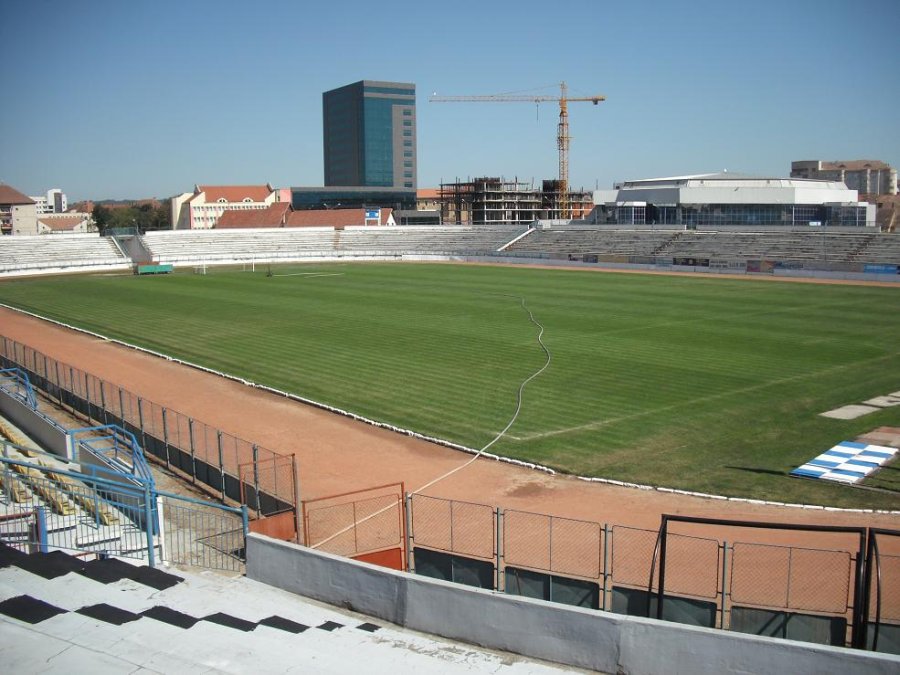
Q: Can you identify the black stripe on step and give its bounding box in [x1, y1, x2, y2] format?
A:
[257, 615, 309, 633]
[203, 612, 258, 632]
[76, 603, 142, 625]
[142, 605, 200, 629]
[0, 595, 67, 624]
[14, 551, 85, 579]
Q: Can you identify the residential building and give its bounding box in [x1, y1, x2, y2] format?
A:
[323, 80, 416, 189]
[0, 183, 38, 235]
[590, 172, 874, 228]
[29, 188, 68, 215]
[171, 184, 288, 229]
[791, 160, 897, 195]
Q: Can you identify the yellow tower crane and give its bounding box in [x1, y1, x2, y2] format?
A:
[429, 82, 605, 219]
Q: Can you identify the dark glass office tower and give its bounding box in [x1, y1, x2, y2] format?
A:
[323, 80, 416, 189]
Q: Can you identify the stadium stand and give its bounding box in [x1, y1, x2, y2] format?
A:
[506, 228, 678, 257]
[142, 226, 527, 264]
[2, 225, 897, 278]
[507, 228, 900, 265]
[0, 233, 130, 276]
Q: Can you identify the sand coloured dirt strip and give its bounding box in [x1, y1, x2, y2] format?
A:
[0, 306, 897, 533]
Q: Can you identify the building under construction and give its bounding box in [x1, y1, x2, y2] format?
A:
[439, 177, 592, 225]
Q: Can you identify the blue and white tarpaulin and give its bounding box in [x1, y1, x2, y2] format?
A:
[791, 441, 897, 484]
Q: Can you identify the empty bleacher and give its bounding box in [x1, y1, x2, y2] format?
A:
[0, 234, 130, 276]
[855, 233, 900, 264]
[143, 226, 527, 264]
[3, 226, 898, 277]
[506, 228, 679, 257]
[337, 225, 525, 254]
[507, 228, 900, 265]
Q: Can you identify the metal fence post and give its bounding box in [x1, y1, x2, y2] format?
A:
[1, 458, 10, 502]
[251, 444, 261, 514]
[84, 373, 92, 421]
[99, 380, 108, 425]
[241, 505, 250, 561]
[156, 495, 167, 563]
[143, 480, 156, 568]
[118, 388, 125, 426]
[656, 517, 669, 621]
[137, 397, 146, 447]
[292, 454, 302, 544]
[217, 431, 226, 501]
[161, 408, 170, 468]
[852, 530, 868, 650]
[602, 523, 610, 611]
[720, 540, 729, 630]
[404, 493, 413, 572]
[54, 361, 62, 404]
[93, 485, 101, 527]
[34, 506, 48, 553]
[496, 507, 504, 592]
[188, 418, 196, 485]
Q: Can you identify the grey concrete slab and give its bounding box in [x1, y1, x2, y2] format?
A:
[820, 404, 879, 419]
[864, 396, 900, 408]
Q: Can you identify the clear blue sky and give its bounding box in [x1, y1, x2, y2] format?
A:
[1, 0, 898, 201]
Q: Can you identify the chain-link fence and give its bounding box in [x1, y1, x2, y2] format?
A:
[658, 515, 865, 647]
[0, 335, 296, 517]
[410, 494, 495, 560]
[504, 509, 602, 580]
[303, 483, 404, 565]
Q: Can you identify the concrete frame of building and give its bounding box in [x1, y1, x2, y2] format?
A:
[439, 177, 593, 225]
[591, 173, 875, 229]
[323, 80, 417, 190]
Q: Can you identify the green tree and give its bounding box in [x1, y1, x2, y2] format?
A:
[92, 204, 112, 233]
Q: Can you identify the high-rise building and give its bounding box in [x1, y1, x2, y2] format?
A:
[323, 80, 416, 189]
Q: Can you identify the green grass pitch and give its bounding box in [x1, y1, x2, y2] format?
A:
[2, 263, 899, 509]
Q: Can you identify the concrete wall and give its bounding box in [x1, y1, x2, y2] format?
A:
[0, 389, 68, 458]
[247, 534, 900, 675]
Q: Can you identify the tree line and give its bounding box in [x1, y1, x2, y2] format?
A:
[91, 200, 170, 234]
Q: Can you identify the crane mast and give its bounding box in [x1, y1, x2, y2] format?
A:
[430, 82, 604, 219]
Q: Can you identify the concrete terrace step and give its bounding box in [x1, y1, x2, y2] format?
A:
[0, 545, 579, 674]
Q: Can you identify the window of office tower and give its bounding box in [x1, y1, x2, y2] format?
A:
[362, 84, 414, 187]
